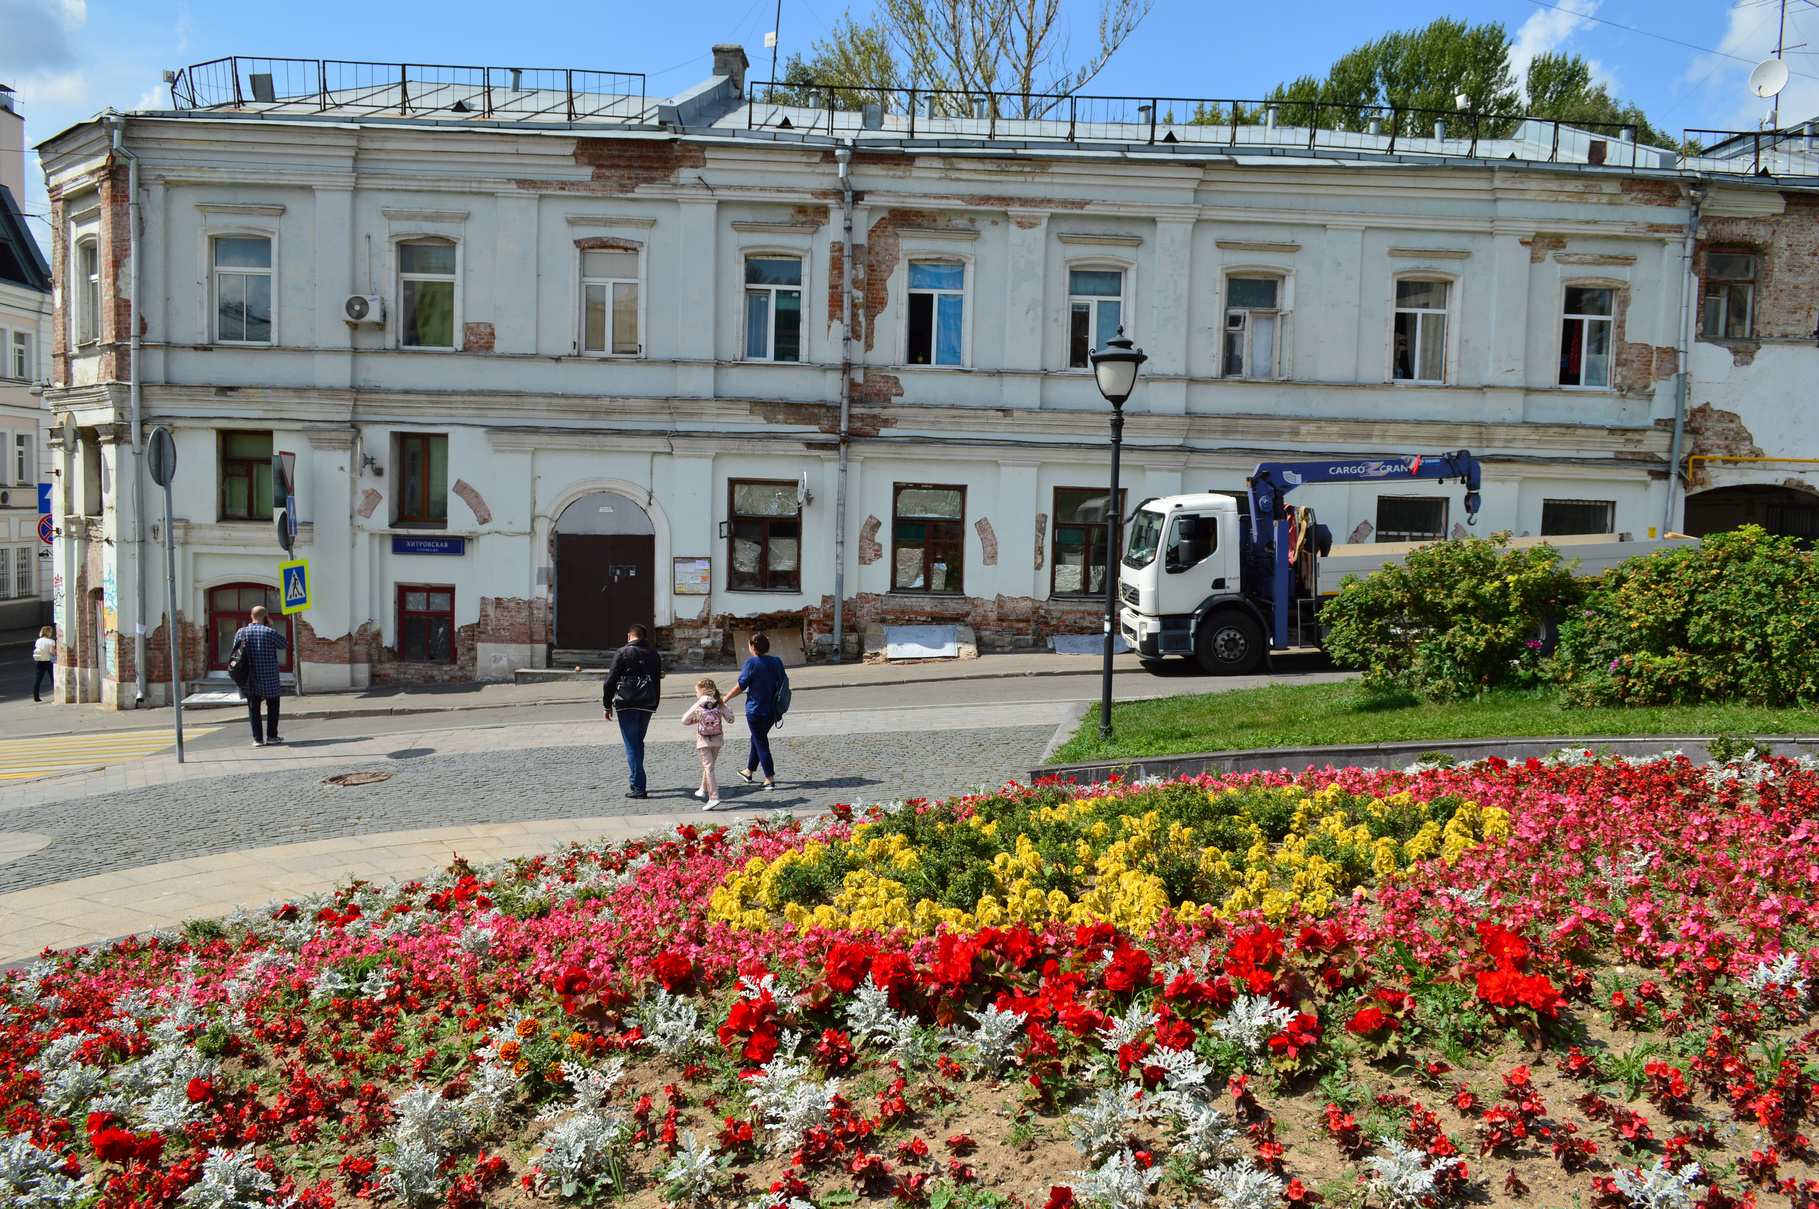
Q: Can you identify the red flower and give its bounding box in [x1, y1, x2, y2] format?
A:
[1475, 922, 1532, 972]
[652, 951, 692, 991]
[1346, 1006, 1399, 1036]
[1045, 1187, 1076, 1209]
[1475, 969, 1564, 1018]
[1267, 1012, 1323, 1061]
[555, 964, 591, 996]
[871, 952, 917, 1007]
[1102, 945, 1154, 994]
[823, 942, 875, 994]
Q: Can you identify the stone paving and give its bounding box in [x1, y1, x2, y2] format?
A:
[0, 724, 1057, 894]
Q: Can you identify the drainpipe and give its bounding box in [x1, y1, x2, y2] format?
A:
[1664, 184, 1704, 536]
[108, 114, 147, 706]
[833, 144, 853, 662]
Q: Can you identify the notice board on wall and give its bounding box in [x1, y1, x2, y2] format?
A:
[673, 557, 711, 595]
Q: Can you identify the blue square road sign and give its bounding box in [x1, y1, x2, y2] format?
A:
[280, 558, 311, 615]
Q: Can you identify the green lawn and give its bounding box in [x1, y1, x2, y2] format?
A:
[1048, 680, 1819, 763]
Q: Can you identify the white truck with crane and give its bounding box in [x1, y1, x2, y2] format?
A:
[1116, 450, 1693, 675]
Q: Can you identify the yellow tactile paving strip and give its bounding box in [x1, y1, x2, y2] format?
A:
[0, 728, 219, 781]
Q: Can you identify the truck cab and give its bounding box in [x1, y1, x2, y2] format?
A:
[1119, 493, 1272, 675]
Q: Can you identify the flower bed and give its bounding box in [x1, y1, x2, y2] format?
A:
[3, 752, 1817, 1209]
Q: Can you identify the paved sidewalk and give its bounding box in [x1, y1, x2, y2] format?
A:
[0, 811, 745, 966]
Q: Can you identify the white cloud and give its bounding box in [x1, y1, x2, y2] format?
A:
[1698, 2, 1819, 130]
[0, 0, 87, 72]
[1509, 0, 1599, 95]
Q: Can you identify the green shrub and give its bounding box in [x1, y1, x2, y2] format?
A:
[1552, 526, 1819, 708]
[1319, 533, 1583, 702]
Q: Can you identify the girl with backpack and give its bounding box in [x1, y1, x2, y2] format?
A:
[681, 677, 735, 809]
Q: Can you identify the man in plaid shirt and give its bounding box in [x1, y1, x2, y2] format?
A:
[235, 605, 289, 747]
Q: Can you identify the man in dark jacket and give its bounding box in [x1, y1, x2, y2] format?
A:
[601, 624, 662, 798]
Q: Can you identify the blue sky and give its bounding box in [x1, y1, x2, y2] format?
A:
[3, 0, 1813, 244]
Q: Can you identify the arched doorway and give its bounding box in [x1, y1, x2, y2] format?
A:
[553, 491, 655, 650]
[1684, 484, 1819, 547]
[206, 583, 292, 672]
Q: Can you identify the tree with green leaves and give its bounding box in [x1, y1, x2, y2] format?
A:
[777, 0, 1151, 116]
[1262, 18, 1671, 147]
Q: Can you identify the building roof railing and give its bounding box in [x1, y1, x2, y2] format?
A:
[157, 58, 1819, 179]
[166, 57, 650, 124]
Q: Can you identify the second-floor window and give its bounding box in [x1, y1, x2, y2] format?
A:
[6, 330, 30, 380]
[728, 480, 801, 592]
[1392, 279, 1448, 383]
[893, 484, 965, 593]
[906, 260, 964, 365]
[581, 249, 640, 355]
[397, 433, 449, 526]
[1559, 286, 1614, 388]
[220, 431, 274, 521]
[1223, 276, 1281, 379]
[14, 434, 29, 487]
[1377, 496, 1448, 542]
[1067, 268, 1124, 368]
[1702, 253, 1755, 339]
[744, 257, 802, 362]
[76, 238, 99, 346]
[214, 236, 273, 344]
[399, 240, 456, 348]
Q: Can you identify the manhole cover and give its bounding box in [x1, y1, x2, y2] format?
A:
[324, 771, 394, 787]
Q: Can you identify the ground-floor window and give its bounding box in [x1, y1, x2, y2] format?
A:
[892, 484, 965, 593]
[1540, 499, 1615, 536]
[12, 547, 31, 597]
[1051, 487, 1125, 596]
[727, 480, 801, 592]
[1375, 496, 1448, 543]
[398, 585, 455, 663]
[208, 583, 290, 671]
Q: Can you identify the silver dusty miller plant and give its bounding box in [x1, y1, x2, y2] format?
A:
[1611, 1161, 1703, 1209]
[1363, 1138, 1465, 1209]
[0, 1133, 86, 1208]
[1068, 1082, 1144, 1163]
[659, 1130, 722, 1202]
[843, 975, 898, 1048]
[635, 989, 709, 1058]
[953, 1003, 1023, 1075]
[1209, 995, 1295, 1059]
[1202, 1161, 1285, 1209]
[1068, 1148, 1163, 1209]
[742, 1052, 838, 1154]
[177, 1148, 284, 1209]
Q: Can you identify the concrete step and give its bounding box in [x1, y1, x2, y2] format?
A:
[551, 649, 615, 667]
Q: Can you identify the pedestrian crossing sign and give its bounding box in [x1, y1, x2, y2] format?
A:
[279, 558, 311, 614]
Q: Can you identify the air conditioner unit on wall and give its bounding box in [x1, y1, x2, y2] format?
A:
[343, 294, 385, 325]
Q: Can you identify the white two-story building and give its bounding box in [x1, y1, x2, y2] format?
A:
[33, 46, 1819, 704]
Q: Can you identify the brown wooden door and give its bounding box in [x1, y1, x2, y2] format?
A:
[555, 533, 655, 649]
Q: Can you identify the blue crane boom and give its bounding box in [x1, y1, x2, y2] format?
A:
[1245, 450, 1483, 649]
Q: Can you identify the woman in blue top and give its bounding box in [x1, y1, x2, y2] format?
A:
[724, 633, 784, 790]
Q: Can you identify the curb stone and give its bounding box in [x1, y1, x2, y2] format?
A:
[1034, 733, 1819, 783]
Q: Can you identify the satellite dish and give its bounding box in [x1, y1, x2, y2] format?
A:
[1750, 58, 1790, 99]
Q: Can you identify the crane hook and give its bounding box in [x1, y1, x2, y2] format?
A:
[1467, 514, 1477, 526]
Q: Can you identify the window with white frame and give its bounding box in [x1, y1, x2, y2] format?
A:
[1392, 279, 1448, 383]
[13, 547, 31, 598]
[398, 240, 456, 349]
[75, 238, 100, 346]
[744, 256, 803, 361]
[14, 434, 29, 487]
[906, 260, 964, 365]
[0, 546, 12, 596]
[1559, 286, 1614, 388]
[213, 236, 273, 344]
[1067, 268, 1124, 368]
[6, 329, 30, 380]
[1223, 276, 1282, 379]
[580, 249, 640, 355]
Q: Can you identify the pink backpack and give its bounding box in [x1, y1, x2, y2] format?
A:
[695, 698, 724, 739]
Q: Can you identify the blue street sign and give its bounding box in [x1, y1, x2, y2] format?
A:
[37, 483, 51, 514]
[392, 536, 466, 556]
[280, 558, 311, 614]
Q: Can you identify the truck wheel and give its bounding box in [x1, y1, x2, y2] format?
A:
[1196, 611, 1264, 675]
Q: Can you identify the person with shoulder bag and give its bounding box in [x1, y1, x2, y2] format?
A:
[31, 626, 55, 703]
[724, 632, 790, 791]
[234, 605, 289, 747]
[602, 623, 663, 799]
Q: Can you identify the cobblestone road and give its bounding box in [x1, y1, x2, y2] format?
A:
[0, 725, 1055, 893]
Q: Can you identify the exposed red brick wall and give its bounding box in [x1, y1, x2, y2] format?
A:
[1697, 193, 1819, 345]
[975, 517, 998, 565]
[750, 399, 897, 437]
[358, 489, 383, 519]
[1675, 403, 1764, 487]
[574, 236, 643, 251]
[1608, 288, 1678, 391]
[517, 138, 707, 194]
[857, 515, 882, 564]
[1620, 179, 1682, 207]
[452, 479, 493, 524]
[1521, 234, 1567, 264]
[854, 210, 979, 352]
[462, 322, 495, 351]
[853, 373, 904, 405]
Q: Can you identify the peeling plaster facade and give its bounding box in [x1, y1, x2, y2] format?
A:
[32, 54, 1819, 703]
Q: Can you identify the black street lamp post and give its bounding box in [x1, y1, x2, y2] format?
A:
[1087, 328, 1147, 741]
